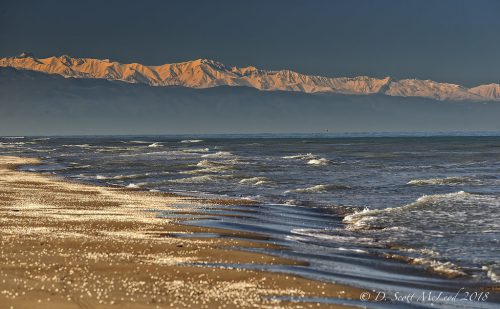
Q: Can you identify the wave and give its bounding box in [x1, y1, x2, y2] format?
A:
[182, 166, 233, 175]
[148, 142, 163, 148]
[238, 177, 272, 186]
[201, 151, 234, 158]
[410, 258, 467, 278]
[0, 142, 26, 146]
[181, 148, 210, 153]
[63, 144, 92, 148]
[196, 159, 220, 167]
[407, 176, 471, 186]
[126, 183, 141, 189]
[129, 140, 151, 144]
[169, 174, 232, 184]
[483, 265, 500, 282]
[180, 139, 203, 143]
[290, 228, 376, 246]
[282, 153, 317, 160]
[67, 164, 92, 170]
[343, 191, 471, 230]
[288, 184, 351, 193]
[94, 172, 170, 180]
[307, 158, 330, 166]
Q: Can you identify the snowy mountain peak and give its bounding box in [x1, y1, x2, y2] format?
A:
[0, 54, 498, 101]
[16, 52, 35, 58]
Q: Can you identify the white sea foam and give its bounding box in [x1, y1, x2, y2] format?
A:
[282, 153, 317, 160]
[188, 160, 235, 174]
[95, 172, 170, 180]
[68, 164, 91, 170]
[169, 175, 232, 184]
[148, 142, 163, 148]
[307, 158, 330, 166]
[113, 174, 151, 180]
[409, 258, 466, 277]
[290, 228, 376, 246]
[182, 148, 210, 153]
[343, 191, 500, 281]
[196, 159, 219, 167]
[180, 139, 203, 143]
[63, 144, 92, 148]
[0, 142, 26, 146]
[482, 265, 500, 282]
[407, 176, 471, 186]
[288, 184, 350, 193]
[343, 191, 471, 229]
[201, 151, 234, 158]
[182, 166, 232, 174]
[337, 247, 368, 253]
[129, 140, 151, 144]
[238, 177, 272, 186]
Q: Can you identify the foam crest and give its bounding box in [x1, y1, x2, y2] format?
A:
[201, 151, 234, 158]
[282, 153, 317, 160]
[289, 184, 350, 193]
[343, 191, 472, 229]
[182, 148, 210, 153]
[169, 175, 232, 184]
[238, 177, 272, 186]
[407, 176, 471, 186]
[148, 142, 163, 148]
[307, 158, 330, 166]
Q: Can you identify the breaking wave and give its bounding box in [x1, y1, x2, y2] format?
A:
[483, 265, 500, 282]
[169, 174, 233, 184]
[343, 191, 472, 230]
[94, 172, 170, 180]
[63, 144, 92, 148]
[288, 184, 351, 193]
[343, 191, 500, 281]
[181, 148, 210, 153]
[129, 140, 151, 144]
[148, 142, 163, 148]
[238, 177, 272, 186]
[184, 159, 237, 174]
[196, 159, 219, 167]
[407, 176, 471, 186]
[180, 139, 203, 143]
[282, 153, 317, 160]
[307, 158, 330, 166]
[125, 183, 141, 189]
[201, 151, 234, 158]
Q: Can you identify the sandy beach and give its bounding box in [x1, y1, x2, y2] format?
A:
[0, 156, 364, 309]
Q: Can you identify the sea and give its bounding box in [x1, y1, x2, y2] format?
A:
[1, 134, 499, 308]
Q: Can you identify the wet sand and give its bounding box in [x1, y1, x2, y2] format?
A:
[0, 156, 365, 308]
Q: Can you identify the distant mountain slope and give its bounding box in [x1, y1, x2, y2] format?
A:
[1, 67, 500, 135]
[469, 84, 500, 100]
[1, 53, 498, 102]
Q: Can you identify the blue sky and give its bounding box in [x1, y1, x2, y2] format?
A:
[1, 0, 499, 86]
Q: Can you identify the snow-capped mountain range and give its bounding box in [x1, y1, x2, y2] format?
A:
[1, 53, 499, 101]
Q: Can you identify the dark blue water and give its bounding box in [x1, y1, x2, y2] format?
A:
[1, 134, 499, 308]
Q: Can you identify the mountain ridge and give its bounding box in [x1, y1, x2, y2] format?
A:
[1, 53, 499, 101]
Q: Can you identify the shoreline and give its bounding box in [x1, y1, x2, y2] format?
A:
[0, 155, 365, 308]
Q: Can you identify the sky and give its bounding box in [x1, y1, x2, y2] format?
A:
[1, 0, 499, 87]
